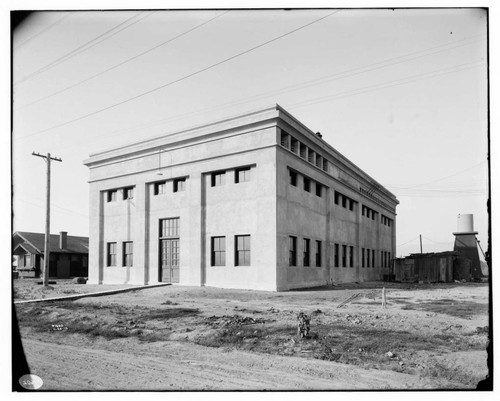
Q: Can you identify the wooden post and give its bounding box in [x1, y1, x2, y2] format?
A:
[32, 152, 62, 287]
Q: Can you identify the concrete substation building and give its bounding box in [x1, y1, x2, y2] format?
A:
[84, 105, 399, 291]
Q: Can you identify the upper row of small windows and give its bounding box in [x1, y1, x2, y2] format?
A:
[381, 214, 393, 227]
[334, 190, 357, 211]
[362, 205, 378, 220]
[280, 130, 328, 172]
[289, 169, 324, 197]
[211, 167, 251, 187]
[154, 178, 187, 195]
[107, 186, 134, 202]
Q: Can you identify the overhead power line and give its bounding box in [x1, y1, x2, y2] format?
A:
[16, 11, 230, 110]
[17, 197, 89, 219]
[61, 33, 484, 141]
[397, 236, 420, 247]
[388, 161, 487, 190]
[17, 10, 339, 141]
[421, 236, 453, 245]
[15, 11, 153, 84]
[288, 60, 485, 110]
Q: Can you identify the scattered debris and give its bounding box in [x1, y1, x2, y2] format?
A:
[71, 277, 87, 284]
[268, 307, 280, 313]
[297, 312, 310, 338]
[161, 300, 178, 306]
[385, 351, 396, 358]
[127, 320, 146, 329]
[312, 309, 323, 315]
[337, 293, 361, 308]
[476, 326, 488, 335]
[382, 287, 387, 309]
[50, 324, 66, 332]
[204, 315, 265, 328]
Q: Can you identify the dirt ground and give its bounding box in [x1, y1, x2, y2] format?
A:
[13, 279, 490, 391]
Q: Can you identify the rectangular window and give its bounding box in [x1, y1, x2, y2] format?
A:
[322, 159, 328, 172]
[289, 236, 297, 266]
[342, 196, 347, 208]
[315, 154, 322, 168]
[280, 131, 289, 148]
[235, 167, 251, 183]
[154, 181, 166, 195]
[334, 192, 340, 205]
[290, 137, 298, 153]
[342, 245, 347, 267]
[303, 238, 310, 267]
[349, 246, 354, 267]
[372, 250, 376, 267]
[211, 171, 226, 187]
[123, 241, 133, 267]
[174, 178, 186, 192]
[289, 170, 297, 186]
[349, 199, 354, 211]
[107, 242, 117, 266]
[160, 218, 180, 237]
[334, 244, 339, 267]
[362, 248, 365, 268]
[235, 235, 251, 266]
[107, 190, 117, 202]
[21, 254, 31, 267]
[303, 177, 311, 192]
[307, 149, 315, 164]
[367, 248, 370, 268]
[211, 237, 226, 266]
[315, 183, 322, 197]
[123, 187, 134, 200]
[300, 143, 307, 159]
[315, 240, 322, 267]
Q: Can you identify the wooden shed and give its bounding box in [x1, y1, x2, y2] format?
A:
[394, 252, 457, 283]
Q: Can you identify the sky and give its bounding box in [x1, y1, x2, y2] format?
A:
[10, 7, 490, 259]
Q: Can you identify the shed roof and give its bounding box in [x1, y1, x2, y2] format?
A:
[13, 231, 89, 254]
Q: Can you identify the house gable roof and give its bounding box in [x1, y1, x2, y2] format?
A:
[13, 231, 89, 254]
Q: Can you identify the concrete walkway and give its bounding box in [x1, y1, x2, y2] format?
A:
[14, 283, 171, 305]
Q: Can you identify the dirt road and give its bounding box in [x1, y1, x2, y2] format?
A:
[22, 336, 444, 390]
[15, 281, 490, 390]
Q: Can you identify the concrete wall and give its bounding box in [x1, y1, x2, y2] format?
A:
[202, 147, 277, 291]
[275, 124, 398, 290]
[87, 121, 278, 289]
[276, 148, 330, 290]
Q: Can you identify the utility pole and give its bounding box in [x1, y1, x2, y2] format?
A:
[32, 152, 62, 287]
[419, 234, 423, 254]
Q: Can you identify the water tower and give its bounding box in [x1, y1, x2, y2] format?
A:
[453, 214, 482, 279]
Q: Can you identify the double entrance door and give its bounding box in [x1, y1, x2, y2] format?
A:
[160, 238, 179, 283]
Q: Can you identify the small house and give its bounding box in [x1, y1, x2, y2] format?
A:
[13, 231, 89, 279]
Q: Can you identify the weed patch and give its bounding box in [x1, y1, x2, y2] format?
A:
[401, 300, 488, 318]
